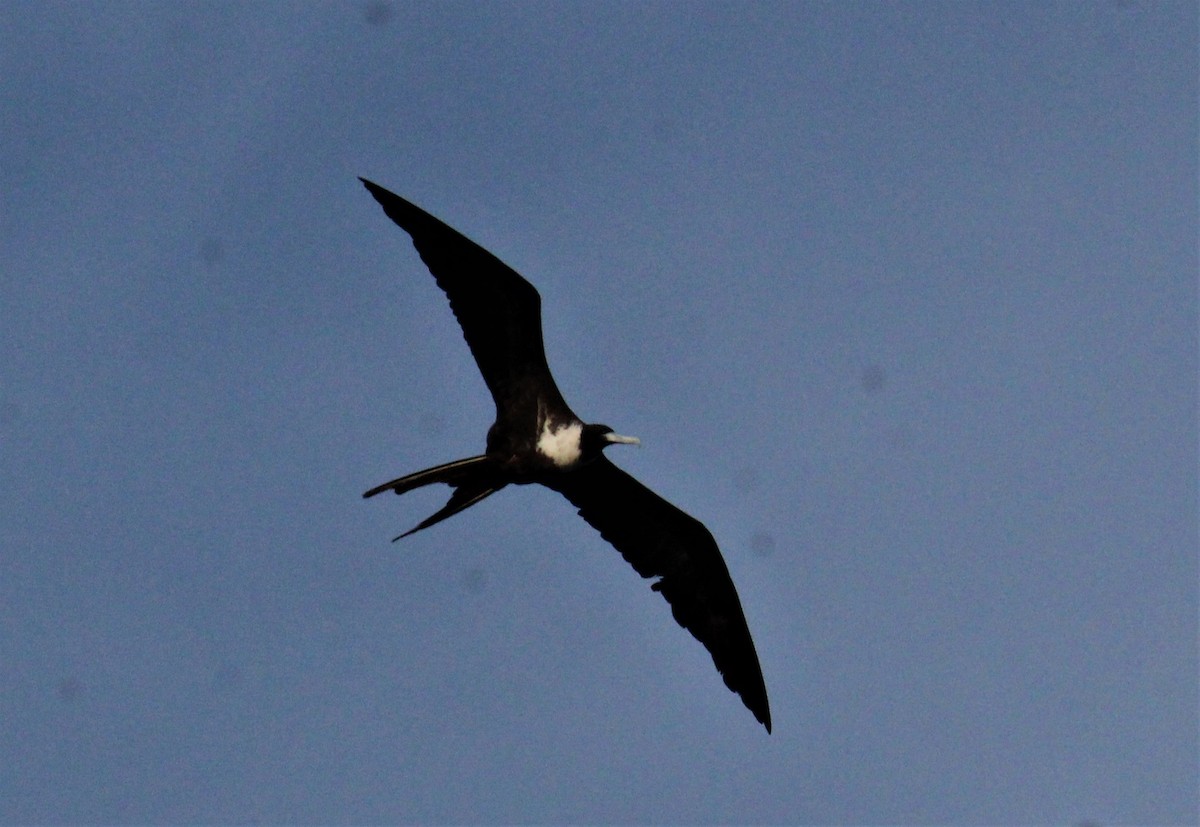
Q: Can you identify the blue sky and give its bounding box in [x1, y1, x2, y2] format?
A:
[2, 2, 1196, 823]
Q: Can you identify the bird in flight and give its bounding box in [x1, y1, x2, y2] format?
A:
[359, 178, 771, 732]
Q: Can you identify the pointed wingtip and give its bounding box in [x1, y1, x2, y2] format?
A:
[748, 697, 772, 733]
[757, 694, 772, 733]
[748, 686, 772, 733]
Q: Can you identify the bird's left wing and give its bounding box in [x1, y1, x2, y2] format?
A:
[547, 456, 772, 732]
[359, 177, 571, 419]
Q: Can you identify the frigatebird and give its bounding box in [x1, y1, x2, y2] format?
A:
[359, 177, 771, 732]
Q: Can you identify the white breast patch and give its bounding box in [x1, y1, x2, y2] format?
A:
[536, 421, 583, 467]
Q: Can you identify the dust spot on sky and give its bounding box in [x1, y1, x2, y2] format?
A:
[200, 238, 224, 269]
[732, 466, 761, 493]
[461, 565, 487, 594]
[363, 1, 393, 26]
[212, 662, 243, 691]
[861, 363, 885, 393]
[651, 116, 679, 144]
[749, 531, 775, 558]
[418, 412, 448, 438]
[57, 676, 82, 702]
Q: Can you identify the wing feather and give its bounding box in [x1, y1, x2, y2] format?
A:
[360, 178, 569, 418]
[548, 456, 772, 732]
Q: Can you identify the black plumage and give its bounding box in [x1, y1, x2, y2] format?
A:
[360, 177, 771, 732]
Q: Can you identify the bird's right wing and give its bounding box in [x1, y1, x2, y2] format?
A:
[547, 456, 772, 732]
[359, 178, 570, 418]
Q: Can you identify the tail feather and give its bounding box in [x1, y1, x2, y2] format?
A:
[363, 455, 491, 499]
[363, 455, 504, 541]
[394, 483, 500, 541]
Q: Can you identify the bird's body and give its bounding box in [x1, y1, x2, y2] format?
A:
[360, 177, 771, 732]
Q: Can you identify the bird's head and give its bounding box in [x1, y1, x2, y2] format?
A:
[581, 423, 640, 459]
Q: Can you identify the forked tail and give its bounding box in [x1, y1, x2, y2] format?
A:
[363, 455, 504, 541]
